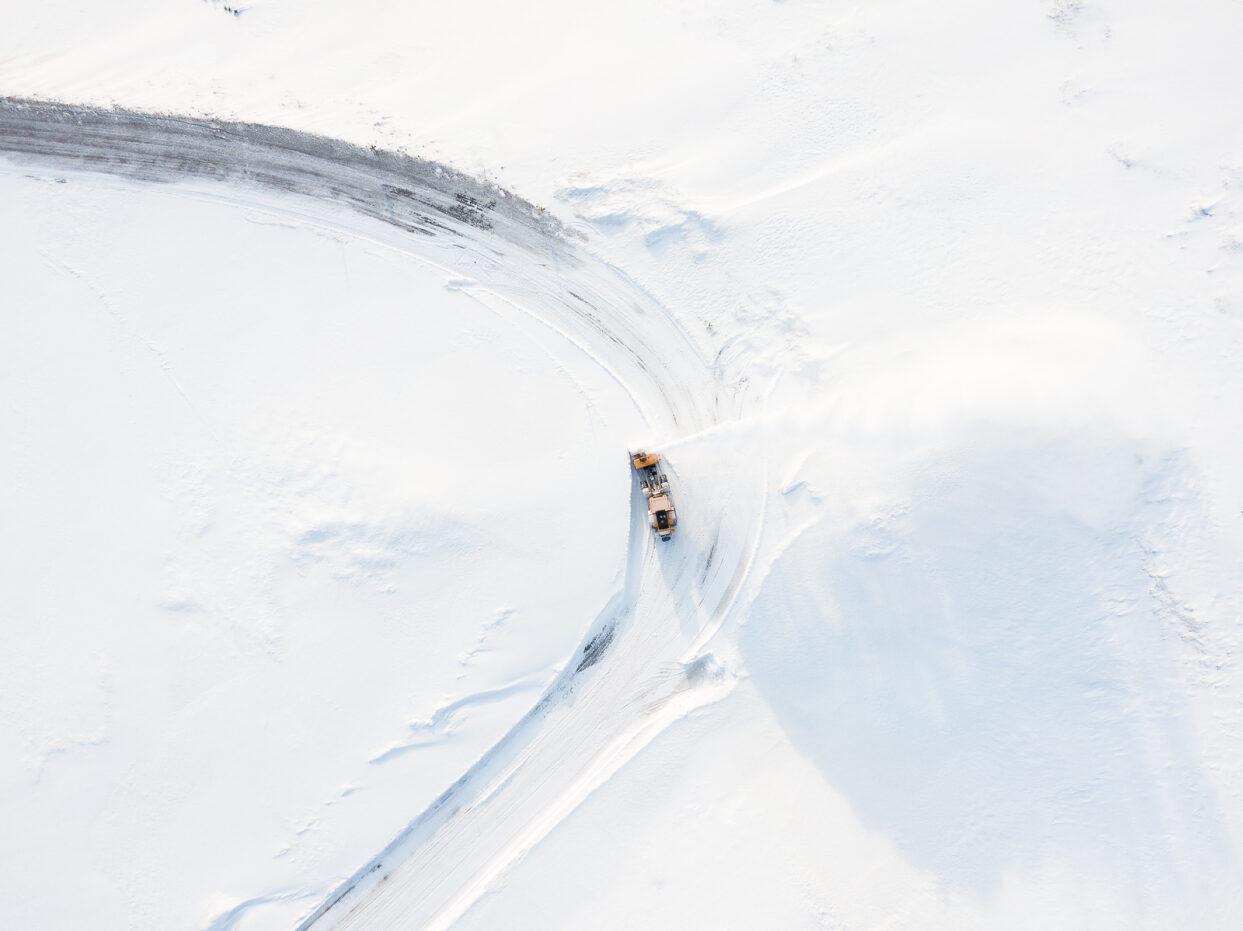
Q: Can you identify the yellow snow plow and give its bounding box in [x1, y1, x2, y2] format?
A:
[631, 450, 678, 541]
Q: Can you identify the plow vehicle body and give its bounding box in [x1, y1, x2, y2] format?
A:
[630, 450, 678, 541]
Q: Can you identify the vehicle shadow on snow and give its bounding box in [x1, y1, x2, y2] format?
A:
[740, 435, 1231, 910]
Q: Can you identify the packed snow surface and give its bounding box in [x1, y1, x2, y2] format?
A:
[3, 1, 1243, 929]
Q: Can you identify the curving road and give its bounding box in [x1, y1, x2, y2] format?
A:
[303, 449, 763, 929]
[0, 98, 765, 930]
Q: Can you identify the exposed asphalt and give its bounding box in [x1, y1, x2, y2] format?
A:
[0, 96, 570, 249]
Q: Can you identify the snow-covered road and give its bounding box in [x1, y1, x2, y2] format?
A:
[305, 450, 763, 929]
[0, 97, 717, 438]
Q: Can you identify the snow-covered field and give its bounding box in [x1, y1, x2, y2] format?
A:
[3, 1, 1243, 928]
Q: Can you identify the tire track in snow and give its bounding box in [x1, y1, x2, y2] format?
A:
[0, 96, 707, 433]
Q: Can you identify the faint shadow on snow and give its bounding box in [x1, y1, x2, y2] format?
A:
[741, 433, 1230, 902]
[290, 516, 483, 589]
[557, 178, 723, 260]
